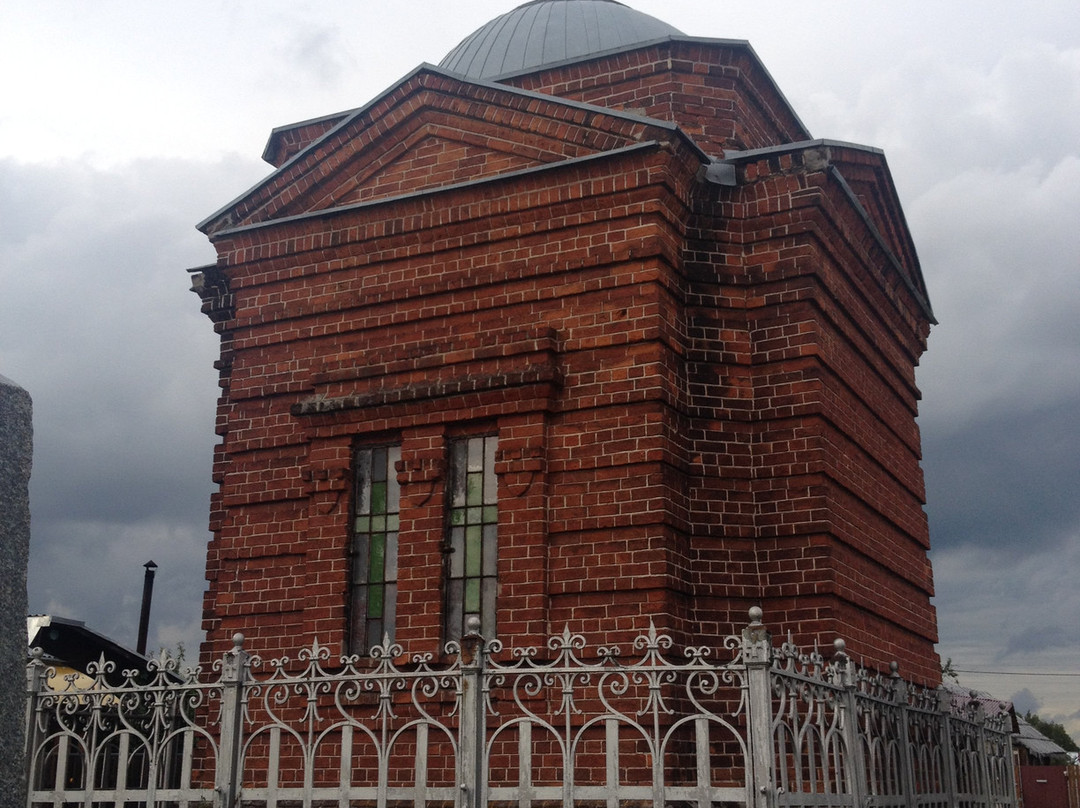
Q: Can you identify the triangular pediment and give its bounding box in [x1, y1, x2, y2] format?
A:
[316, 126, 551, 209]
[200, 67, 687, 236]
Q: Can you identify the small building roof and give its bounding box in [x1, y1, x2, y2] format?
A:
[440, 0, 683, 80]
[27, 615, 150, 685]
[1016, 715, 1070, 759]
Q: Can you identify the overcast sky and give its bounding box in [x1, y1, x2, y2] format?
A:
[2, 1, 1077, 737]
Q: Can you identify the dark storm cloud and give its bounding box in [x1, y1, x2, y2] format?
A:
[1002, 619, 1080, 658]
[0, 156, 264, 651]
[923, 397, 1080, 555]
[2, 0, 1077, 736]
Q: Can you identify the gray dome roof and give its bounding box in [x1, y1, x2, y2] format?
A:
[440, 0, 684, 80]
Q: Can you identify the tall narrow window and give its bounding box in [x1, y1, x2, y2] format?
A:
[350, 445, 401, 653]
[445, 435, 498, 641]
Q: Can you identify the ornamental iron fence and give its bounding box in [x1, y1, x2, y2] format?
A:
[25, 609, 1016, 808]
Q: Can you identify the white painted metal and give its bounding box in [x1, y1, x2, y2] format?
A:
[26, 610, 1016, 808]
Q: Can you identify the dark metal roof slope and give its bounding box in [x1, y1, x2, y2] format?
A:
[440, 0, 683, 80]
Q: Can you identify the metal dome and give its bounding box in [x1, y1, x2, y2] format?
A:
[439, 0, 684, 80]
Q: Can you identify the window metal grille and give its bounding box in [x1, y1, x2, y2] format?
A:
[445, 434, 498, 641]
[350, 444, 401, 652]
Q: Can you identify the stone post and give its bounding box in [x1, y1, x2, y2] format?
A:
[0, 374, 32, 808]
[742, 607, 775, 808]
[832, 639, 867, 806]
[458, 616, 487, 808]
[217, 632, 250, 808]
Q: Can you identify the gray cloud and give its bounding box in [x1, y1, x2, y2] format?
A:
[2, 0, 1077, 737]
[1011, 689, 1041, 716]
[1, 156, 265, 652]
[923, 397, 1080, 555]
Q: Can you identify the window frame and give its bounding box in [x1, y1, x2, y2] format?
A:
[443, 433, 499, 643]
[348, 442, 402, 655]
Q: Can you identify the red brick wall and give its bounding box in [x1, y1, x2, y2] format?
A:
[195, 54, 939, 684]
[506, 40, 811, 155]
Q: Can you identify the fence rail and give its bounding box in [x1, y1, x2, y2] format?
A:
[25, 609, 1016, 808]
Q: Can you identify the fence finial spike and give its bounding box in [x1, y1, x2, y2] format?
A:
[232, 632, 245, 651]
[748, 605, 763, 625]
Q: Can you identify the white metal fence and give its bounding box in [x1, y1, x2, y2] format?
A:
[25, 609, 1016, 808]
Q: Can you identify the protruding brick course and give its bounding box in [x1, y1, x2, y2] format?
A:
[193, 38, 939, 684]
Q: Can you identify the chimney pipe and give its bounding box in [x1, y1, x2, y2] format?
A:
[136, 560, 158, 655]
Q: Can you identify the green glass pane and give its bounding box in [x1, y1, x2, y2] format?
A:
[368, 585, 384, 618]
[450, 509, 465, 526]
[464, 578, 481, 613]
[482, 505, 498, 524]
[371, 482, 387, 514]
[354, 516, 370, 534]
[467, 472, 482, 505]
[371, 515, 386, 532]
[466, 526, 482, 577]
[466, 506, 481, 525]
[387, 514, 400, 532]
[369, 535, 385, 582]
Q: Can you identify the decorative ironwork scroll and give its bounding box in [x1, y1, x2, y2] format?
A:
[26, 611, 1017, 808]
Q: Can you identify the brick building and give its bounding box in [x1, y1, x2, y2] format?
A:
[191, 0, 940, 683]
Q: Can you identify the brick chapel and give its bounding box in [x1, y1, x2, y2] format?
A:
[191, 0, 941, 683]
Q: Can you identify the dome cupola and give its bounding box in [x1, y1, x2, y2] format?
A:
[439, 0, 683, 80]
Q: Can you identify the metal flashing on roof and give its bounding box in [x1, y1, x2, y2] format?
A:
[711, 139, 934, 324]
[200, 64, 712, 236]
[208, 140, 667, 239]
[1016, 716, 1069, 758]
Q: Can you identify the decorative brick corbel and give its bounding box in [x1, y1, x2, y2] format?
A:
[397, 455, 444, 506]
[496, 445, 545, 498]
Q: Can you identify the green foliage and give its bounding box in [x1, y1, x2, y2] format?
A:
[940, 657, 960, 683]
[155, 641, 186, 667]
[1025, 711, 1080, 753]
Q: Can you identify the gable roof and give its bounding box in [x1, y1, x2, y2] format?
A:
[199, 65, 704, 238]
[1016, 715, 1070, 758]
[716, 139, 934, 322]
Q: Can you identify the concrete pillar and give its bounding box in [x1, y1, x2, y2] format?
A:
[0, 374, 32, 808]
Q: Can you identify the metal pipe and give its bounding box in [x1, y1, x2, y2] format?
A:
[136, 560, 158, 655]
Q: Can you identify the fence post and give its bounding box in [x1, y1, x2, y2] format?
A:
[742, 607, 774, 808]
[833, 640, 867, 806]
[972, 700, 994, 807]
[458, 617, 486, 808]
[23, 648, 47, 802]
[891, 664, 917, 808]
[216, 632, 249, 808]
[938, 687, 958, 807]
